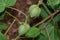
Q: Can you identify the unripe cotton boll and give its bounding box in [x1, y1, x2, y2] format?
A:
[18, 23, 30, 36]
[29, 5, 41, 18]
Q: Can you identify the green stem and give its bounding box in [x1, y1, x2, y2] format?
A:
[45, 28, 50, 40]
[41, 19, 52, 30]
[42, 3, 51, 14]
[37, 0, 43, 6]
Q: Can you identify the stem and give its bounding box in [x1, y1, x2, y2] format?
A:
[25, 16, 28, 24]
[42, 3, 51, 14]
[6, 11, 20, 22]
[37, 0, 43, 6]
[41, 19, 52, 30]
[4, 20, 15, 35]
[9, 7, 27, 17]
[41, 2, 56, 25]
[38, 0, 55, 23]
[45, 28, 50, 40]
[14, 35, 20, 40]
[8, 7, 28, 23]
[38, 0, 56, 24]
[34, 10, 59, 27]
[38, 0, 51, 14]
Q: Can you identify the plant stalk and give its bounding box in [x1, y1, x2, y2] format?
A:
[4, 20, 15, 35]
[34, 10, 60, 27]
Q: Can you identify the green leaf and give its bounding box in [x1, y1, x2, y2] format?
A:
[0, 32, 8, 40]
[47, 0, 60, 7]
[0, 22, 8, 31]
[40, 7, 49, 18]
[40, 7, 60, 22]
[4, 0, 16, 7]
[54, 28, 60, 40]
[0, 0, 5, 12]
[0, 0, 16, 12]
[54, 3, 60, 10]
[0, 13, 5, 20]
[37, 22, 60, 40]
[25, 27, 40, 38]
[54, 13, 60, 22]
[37, 23, 54, 40]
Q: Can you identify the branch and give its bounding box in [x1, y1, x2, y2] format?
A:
[42, 3, 51, 14]
[34, 10, 60, 27]
[4, 20, 15, 35]
[6, 11, 20, 22]
[9, 7, 27, 17]
[14, 35, 20, 40]
[8, 7, 28, 23]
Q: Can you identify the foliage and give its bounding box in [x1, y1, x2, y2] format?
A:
[0, 22, 8, 31]
[0, 0, 16, 12]
[37, 23, 54, 40]
[0, 0, 60, 40]
[0, 32, 8, 40]
[47, 0, 60, 10]
[25, 27, 40, 38]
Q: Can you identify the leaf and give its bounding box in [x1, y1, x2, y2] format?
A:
[54, 28, 60, 40]
[47, 0, 60, 7]
[0, 22, 8, 31]
[37, 23, 54, 40]
[0, 0, 5, 12]
[0, 32, 8, 40]
[40, 7, 60, 22]
[25, 27, 40, 38]
[0, 0, 16, 12]
[0, 13, 5, 20]
[54, 3, 60, 10]
[4, 0, 16, 7]
[40, 7, 49, 19]
[37, 21, 60, 40]
[54, 13, 60, 22]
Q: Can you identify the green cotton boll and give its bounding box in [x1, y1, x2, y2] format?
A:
[29, 5, 38, 13]
[29, 5, 41, 18]
[18, 23, 30, 36]
[25, 27, 40, 38]
[30, 7, 41, 17]
[4, 0, 16, 7]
